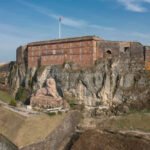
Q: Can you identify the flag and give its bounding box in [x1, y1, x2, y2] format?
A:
[59, 16, 63, 22]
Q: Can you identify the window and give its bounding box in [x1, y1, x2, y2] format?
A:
[124, 47, 130, 53]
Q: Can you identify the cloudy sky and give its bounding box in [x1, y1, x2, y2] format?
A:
[0, 0, 150, 62]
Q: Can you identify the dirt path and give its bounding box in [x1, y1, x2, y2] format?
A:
[0, 100, 39, 117]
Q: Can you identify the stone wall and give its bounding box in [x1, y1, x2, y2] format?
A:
[16, 46, 27, 65]
[20, 111, 81, 150]
[97, 41, 120, 59]
[0, 134, 18, 150]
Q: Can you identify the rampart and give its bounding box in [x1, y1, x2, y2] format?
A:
[16, 36, 149, 70]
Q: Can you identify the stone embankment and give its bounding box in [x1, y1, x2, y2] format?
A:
[0, 110, 81, 150]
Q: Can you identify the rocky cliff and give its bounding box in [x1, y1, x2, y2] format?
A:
[8, 56, 150, 115]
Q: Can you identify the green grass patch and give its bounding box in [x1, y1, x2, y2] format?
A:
[9, 99, 17, 107]
[63, 93, 78, 109]
[47, 112, 57, 116]
[68, 100, 77, 109]
[0, 90, 15, 103]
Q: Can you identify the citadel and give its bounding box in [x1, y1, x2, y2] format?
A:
[16, 36, 150, 70]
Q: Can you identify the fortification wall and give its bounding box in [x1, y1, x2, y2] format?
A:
[27, 39, 98, 68]
[130, 42, 144, 61]
[15, 36, 149, 70]
[97, 41, 120, 59]
[16, 46, 27, 65]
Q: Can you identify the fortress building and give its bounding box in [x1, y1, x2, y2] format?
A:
[16, 36, 150, 70]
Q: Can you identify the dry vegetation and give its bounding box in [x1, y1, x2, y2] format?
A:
[72, 130, 150, 150]
[0, 106, 66, 148]
[72, 112, 150, 150]
[0, 90, 15, 103]
[97, 111, 150, 132]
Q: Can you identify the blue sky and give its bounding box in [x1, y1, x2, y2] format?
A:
[0, 0, 150, 62]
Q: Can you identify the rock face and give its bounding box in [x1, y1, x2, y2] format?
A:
[8, 62, 26, 97]
[71, 130, 150, 150]
[0, 134, 18, 150]
[30, 77, 65, 109]
[8, 55, 150, 114]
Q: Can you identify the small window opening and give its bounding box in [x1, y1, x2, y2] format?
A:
[124, 47, 130, 52]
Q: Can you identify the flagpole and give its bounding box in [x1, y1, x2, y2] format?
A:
[59, 17, 61, 39]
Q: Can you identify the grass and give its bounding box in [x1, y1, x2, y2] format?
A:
[98, 111, 150, 132]
[0, 106, 66, 148]
[63, 93, 78, 109]
[47, 112, 57, 116]
[0, 90, 15, 103]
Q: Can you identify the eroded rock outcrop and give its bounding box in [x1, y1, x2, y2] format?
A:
[8, 56, 150, 114]
[30, 77, 67, 109]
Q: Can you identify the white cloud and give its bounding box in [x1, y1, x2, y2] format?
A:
[131, 32, 150, 39]
[89, 24, 116, 31]
[16, 0, 87, 28]
[50, 14, 87, 28]
[117, 0, 150, 12]
[16, 0, 115, 30]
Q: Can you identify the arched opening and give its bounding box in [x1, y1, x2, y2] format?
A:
[106, 50, 112, 55]
[105, 49, 112, 59]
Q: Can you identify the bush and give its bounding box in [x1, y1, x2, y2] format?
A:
[69, 100, 77, 109]
[58, 111, 62, 115]
[9, 99, 17, 107]
[47, 112, 56, 116]
[95, 101, 102, 106]
[0, 90, 15, 103]
[15, 87, 29, 102]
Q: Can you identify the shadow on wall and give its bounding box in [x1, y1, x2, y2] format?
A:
[0, 134, 18, 150]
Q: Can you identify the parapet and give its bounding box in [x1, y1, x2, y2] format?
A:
[27, 36, 103, 47]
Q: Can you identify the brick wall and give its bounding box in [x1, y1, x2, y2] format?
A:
[27, 39, 97, 68]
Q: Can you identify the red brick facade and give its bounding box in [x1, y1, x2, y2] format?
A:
[27, 36, 100, 68]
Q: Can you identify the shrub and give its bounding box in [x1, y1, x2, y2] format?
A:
[0, 90, 14, 103]
[58, 111, 62, 115]
[69, 100, 77, 109]
[9, 99, 17, 107]
[47, 112, 56, 116]
[15, 87, 29, 102]
[95, 101, 102, 106]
